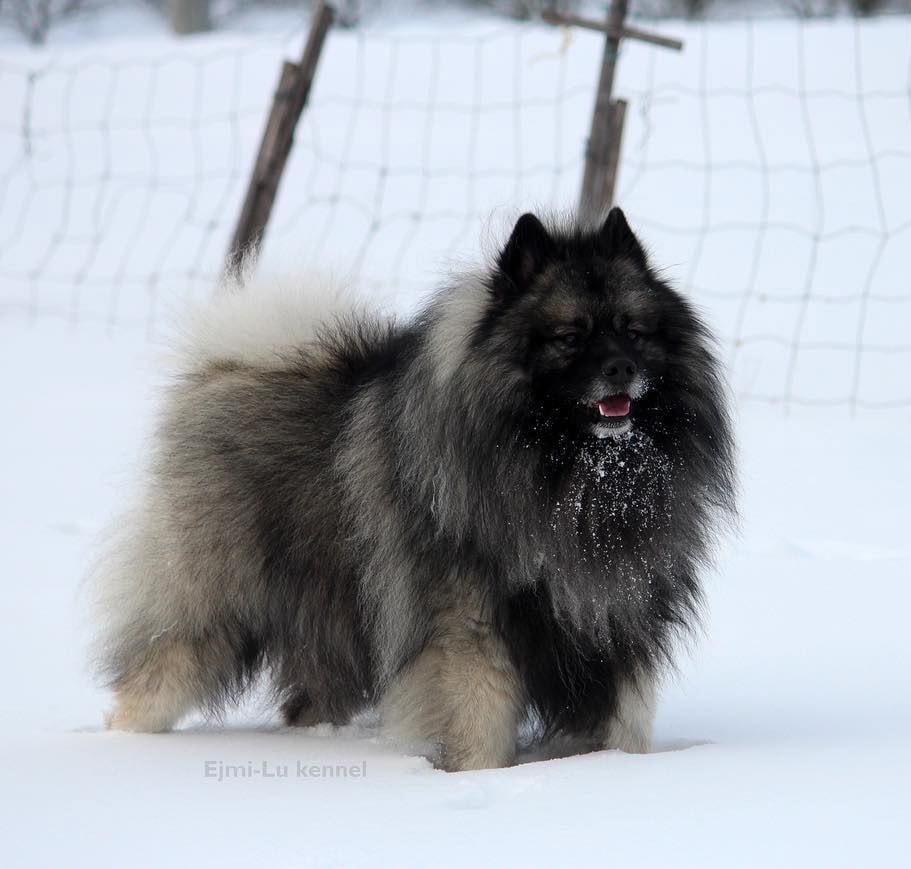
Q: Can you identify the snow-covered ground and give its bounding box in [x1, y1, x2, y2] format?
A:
[2, 7, 910, 868]
[2, 321, 909, 866]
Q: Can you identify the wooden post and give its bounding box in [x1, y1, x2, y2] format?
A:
[599, 98, 627, 215]
[543, 3, 682, 223]
[225, 2, 335, 274]
[167, 0, 210, 36]
[579, 0, 628, 223]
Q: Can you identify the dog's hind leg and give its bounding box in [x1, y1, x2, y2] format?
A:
[280, 688, 342, 728]
[281, 689, 318, 727]
[381, 592, 524, 772]
[105, 623, 255, 733]
[105, 636, 207, 732]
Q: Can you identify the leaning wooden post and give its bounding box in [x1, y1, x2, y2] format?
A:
[542, 3, 683, 224]
[579, 0, 628, 224]
[225, 2, 335, 275]
[596, 98, 627, 219]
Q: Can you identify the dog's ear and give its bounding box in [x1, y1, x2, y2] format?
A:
[498, 213, 554, 292]
[599, 207, 647, 268]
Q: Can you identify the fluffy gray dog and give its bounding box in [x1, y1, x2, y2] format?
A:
[94, 209, 735, 771]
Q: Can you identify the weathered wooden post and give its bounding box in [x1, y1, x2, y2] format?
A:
[543, 3, 683, 223]
[225, 2, 335, 274]
[578, 0, 628, 223]
[167, 0, 211, 36]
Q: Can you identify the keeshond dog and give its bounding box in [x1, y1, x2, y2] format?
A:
[94, 208, 735, 771]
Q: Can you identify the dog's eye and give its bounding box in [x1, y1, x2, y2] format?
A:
[626, 327, 641, 341]
[555, 331, 581, 348]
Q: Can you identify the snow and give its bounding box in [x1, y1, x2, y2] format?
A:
[2, 8, 911, 867]
[3, 321, 909, 865]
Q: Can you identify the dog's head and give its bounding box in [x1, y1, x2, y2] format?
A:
[479, 208, 725, 446]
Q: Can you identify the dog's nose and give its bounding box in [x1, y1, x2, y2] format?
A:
[603, 356, 637, 380]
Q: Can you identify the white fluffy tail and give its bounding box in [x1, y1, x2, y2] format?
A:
[176, 272, 373, 372]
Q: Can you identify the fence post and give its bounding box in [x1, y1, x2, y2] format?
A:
[543, 4, 682, 223]
[578, 0, 628, 224]
[167, 0, 211, 35]
[225, 2, 335, 275]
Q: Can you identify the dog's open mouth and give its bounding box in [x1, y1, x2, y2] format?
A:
[596, 393, 631, 418]
[579, 393, 634, 438]
[588, 393, 633, 439]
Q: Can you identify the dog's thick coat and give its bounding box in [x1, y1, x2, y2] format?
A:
[95, 209, 735, 770]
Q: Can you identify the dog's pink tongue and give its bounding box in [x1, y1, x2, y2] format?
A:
[597, 395, 631, 417]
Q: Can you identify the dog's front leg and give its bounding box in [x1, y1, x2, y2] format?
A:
[600, 669, 657, 754]
[381, 591, 524, 771]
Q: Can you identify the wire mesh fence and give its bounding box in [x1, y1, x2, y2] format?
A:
[1, 15, 909, 410]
